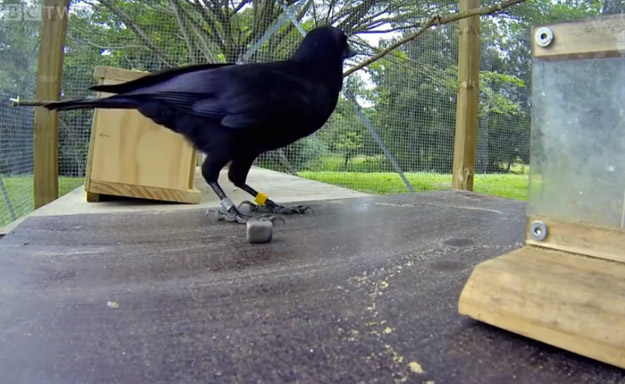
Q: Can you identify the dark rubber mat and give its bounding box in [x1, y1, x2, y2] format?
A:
[1, 191, 623, 383]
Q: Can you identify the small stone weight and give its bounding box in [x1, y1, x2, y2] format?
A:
[246, 220, 273, 243]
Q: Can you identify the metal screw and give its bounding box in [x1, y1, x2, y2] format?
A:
[529, 220, 548, 241]
[535, 27, 554, 47]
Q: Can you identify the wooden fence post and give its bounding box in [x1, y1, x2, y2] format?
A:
[452, 0, 481, 191]
[33, 0, 70, 208]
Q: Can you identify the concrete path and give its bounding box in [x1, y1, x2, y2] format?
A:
[1, 166, 368, 235]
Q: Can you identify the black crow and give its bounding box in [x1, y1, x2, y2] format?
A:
[43, 26, 356, 223]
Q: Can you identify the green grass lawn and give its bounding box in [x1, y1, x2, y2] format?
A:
[0, 176, 84, 227]
[298, 171, 529, 200]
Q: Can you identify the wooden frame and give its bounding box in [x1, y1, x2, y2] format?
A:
[532, 14, 625, 60]
[458, 14, 625, 370]
[84, 66, 201, 204]
[524, 216, 625, 264]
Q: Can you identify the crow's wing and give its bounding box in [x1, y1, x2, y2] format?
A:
[123, 63, 320, 130]
[90, 63, 234, 95]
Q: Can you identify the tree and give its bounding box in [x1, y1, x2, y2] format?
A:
[366, 19, 459, 173]
[66, 0, 437, 67]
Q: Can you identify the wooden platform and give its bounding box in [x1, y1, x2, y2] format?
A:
[459, 246, 625, 369]
[1, 191, 624, 383]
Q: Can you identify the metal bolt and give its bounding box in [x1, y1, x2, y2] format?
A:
[535, 27, 554, 47]
[529, 220, 548, 241]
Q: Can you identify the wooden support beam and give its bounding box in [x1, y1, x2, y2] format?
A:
[452, 0, 481, 191]
[33, 0, 70, 209]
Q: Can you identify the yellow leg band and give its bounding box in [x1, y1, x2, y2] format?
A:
[254, 192, 268, 206]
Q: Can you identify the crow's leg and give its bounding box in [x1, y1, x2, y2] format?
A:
[202, 154, 277, 224]
[202, 155, 248, 223]
[228, 156, 313, 215]
[202, 155, 275, 224]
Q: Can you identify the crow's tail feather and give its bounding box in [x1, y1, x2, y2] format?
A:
[44, 95, 138, 112]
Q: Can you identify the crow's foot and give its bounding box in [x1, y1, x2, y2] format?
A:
[238, 200, 313, 215]
[205, 208, 284, 224]
[205, 208, 250, 224]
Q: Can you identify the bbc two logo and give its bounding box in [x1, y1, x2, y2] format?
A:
[0, 4, 68, 21]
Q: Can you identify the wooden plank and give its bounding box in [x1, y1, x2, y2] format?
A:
[451, 0, 481, 191]
[188, 151, 198, 189]
[86, 192, 101, 203]
[458, 245, 625, 370]
[89, 180, 201, 204]
[85, 66, 149, 194]
[93, 65, 148, 83]
[33, 0, 70, 208]
[83, 71, 105, 194]
[533, 14, 625, 60]
[525, 216, 625, 264]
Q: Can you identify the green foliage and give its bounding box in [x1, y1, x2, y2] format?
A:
[0, 1, 40, 95]
[308, 155, 392, 173]
[336, 132, 364, 166]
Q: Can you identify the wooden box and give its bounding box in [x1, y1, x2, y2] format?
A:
[84, 66, 201, 204]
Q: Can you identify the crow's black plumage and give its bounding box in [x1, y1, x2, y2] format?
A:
[44, 26, 356, 223]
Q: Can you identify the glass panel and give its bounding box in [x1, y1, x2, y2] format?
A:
[528, 56, 625, 229]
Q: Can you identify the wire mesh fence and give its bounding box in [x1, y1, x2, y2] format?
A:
[1, 0, 605, 229]
[0, 0, 41, 227]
